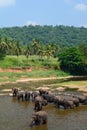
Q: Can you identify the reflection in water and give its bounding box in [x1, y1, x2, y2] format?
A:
[0, 96, 87, 130]
[28, 125, 48, 130]
[12, 97, 31, 108]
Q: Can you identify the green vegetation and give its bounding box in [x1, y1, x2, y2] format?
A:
[0, 76, 87, 92]
[0, 70, 69, 82]
[0, 25, 87, 75]
[0, 25, 87, 46]
[0, 55, 69, 83]
[58, 46, 87, 75]
[0, 25, 87, 93]
[0, 55, 59, 68]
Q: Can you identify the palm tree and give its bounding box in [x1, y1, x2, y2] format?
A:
[14, 41, 22, 65]
[32, 38, 42, 55]
[45, 44, 53, 59]
[4, 37, 13, 54]
[24, 44, 31, 64]
[0, 37, 1, 44]
[0, 37, 10, 59]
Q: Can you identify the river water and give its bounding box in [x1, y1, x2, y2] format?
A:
[0, 96, 87, 130]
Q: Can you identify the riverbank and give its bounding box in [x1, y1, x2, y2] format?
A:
[0, 76, 87, 95]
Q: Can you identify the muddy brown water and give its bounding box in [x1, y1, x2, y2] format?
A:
[0, 96, 87, 130]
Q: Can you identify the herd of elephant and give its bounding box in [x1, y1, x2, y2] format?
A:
[12, 87, 87, 127]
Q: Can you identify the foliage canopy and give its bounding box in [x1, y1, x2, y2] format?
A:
[58, 47, 87, 75]
[0, 25, 87, 46]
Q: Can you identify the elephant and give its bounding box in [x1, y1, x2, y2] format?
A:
[31, 91, 39, 101]
[29, 111, 47, 127]
[39, 89, 49, 96]
[74, 95, 87, 105]
[34, 96, 48, 111]
[42, 93, 55, 103]
[17, 91, 31, 101]
[54, 96, 74, 109]
[63, 99, 74, 109]
[12, 87, 18, 97]
[34, 96, 43, 111]
[42, 99, 48, 106]
[17, 92, 24, 101]
[79, 95, 87, 105]
[62, 95, 80, 107]
[25, 91, 31, 101]
[70, 97, 79, 107]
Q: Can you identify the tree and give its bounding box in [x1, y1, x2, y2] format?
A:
[13, 41, 22, 65]
[0, 42, 6, 59]
[24, 44, 31, 64]
[78, 43, 87, 63]
[44, 44, 54, 59]
[58, 46, 87, 75]
[32, 38, 42, 55]
[0, 37, 9, 59]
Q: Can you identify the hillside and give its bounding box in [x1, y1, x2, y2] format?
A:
[0, 25, 87, 46]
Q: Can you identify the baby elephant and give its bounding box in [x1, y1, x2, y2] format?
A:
[29, 111, 48, 127]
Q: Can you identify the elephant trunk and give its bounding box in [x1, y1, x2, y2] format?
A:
[29, 118, 35, 127]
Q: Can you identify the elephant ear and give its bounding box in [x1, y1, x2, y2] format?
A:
[34, 114, 40, 119]
[35, 114, 39, 118]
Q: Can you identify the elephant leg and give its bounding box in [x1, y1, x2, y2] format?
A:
[64, 105, 67, 109]
[22, 97, 24, 101]
[43, 118, 47, 124]
[68, 101, 74, 109]
[35, 120, 40, 125]
[21, 95, 24, 101]
[63, 103, 67, 109]
[57, 102, 60, 108]
[14, 91, 17, 97]
[34, 102, 37, 110]
[18, 95, 20, 100]
[34, 102, 39, 111]
[70, 104, 74, 109]
[37, 102, 42, 111]
[25, 94, 27, 101]
[36, 116, 41, 125]
[64, 101, 74, 109]
[20, 94, 24, 101]
[82, 99, 87, 105]
[28, 94, 30, 101]
[75, 102, 79, 107]
[36, 116, 43, 125]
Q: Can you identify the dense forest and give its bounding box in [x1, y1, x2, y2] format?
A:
[0, 25, 87, 46]
[0, 25, 87, 75]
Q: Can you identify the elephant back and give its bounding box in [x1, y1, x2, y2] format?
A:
[35, 96, 43, 102]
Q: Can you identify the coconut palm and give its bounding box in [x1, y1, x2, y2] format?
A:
[24, 44, 31, 64]
[32, 38, 42, 55]
[0, 37, 10, 59]
[13, 41, 22, 65]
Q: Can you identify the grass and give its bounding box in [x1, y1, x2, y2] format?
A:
[0, 55, 87, 92]
[0, 78, 62, 90]
[0, 55, 59, 68]
[60, 80, 87, 86]
[0, 55, 69, 82]
[0, 69, 69, 83]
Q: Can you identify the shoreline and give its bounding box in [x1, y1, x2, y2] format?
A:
[0, 76, 87, 93]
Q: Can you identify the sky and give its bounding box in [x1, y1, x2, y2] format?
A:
[0, 0, 87, 28]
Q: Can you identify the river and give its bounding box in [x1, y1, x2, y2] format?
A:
[0, 96, 87, 130]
